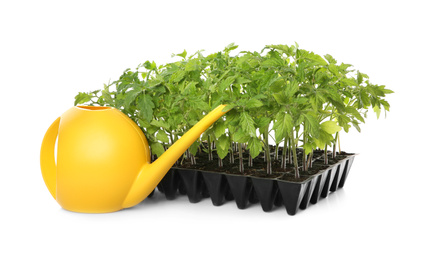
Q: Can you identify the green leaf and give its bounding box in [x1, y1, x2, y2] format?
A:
[216, 135, 230, 159]
[303, 143, 313, 155]
[150, 142, 165, 157]
[232, 129, 250, 143]
[345, 106, 365, 122]
[303, 113, 320, 138]
[189, 140, 200, 156]
[213, 121, 226, 138]
[224, 43, 238, 53]
[274, 113, 293, 143]
[170, 70, 185, 83]
[373, 105, 381, 119]
[173, 49, 187, 59]
[352, 121, 361, 132]
[273, 93, 283, 105]
[324, 54, 337, 64]
[156, 129, 169, 143]
[245, 98, 263, 109]
[315, 131, 334, 149]
[357, 71, 363, 85]
[150, 120, 170, 129]
[240, 112, 256, 137]
[222, 104, 235, 112]
[321, 121, 341, 135]
[382, 88, 394, 94]
[328, 64, 339, 76]
[137, 93, 155, 122]
[236, 77, 251, 85]
[102, 87, 114, 105]
[219, 76, 236, 92]
[185, 59, 200, 72]
[303, 52, 327, 66]
[247, 137, 262, 159]
[285, 80, 299, 98]
[255, 117, 272, 129]
[74, 92, 93, 105]
[123, 87, 141, 108]
[143, 60, 156, 70]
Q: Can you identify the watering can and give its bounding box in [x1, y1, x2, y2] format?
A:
[40, 105, 227, 213]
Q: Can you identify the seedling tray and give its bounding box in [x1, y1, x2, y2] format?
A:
[152, 154, 356, 216]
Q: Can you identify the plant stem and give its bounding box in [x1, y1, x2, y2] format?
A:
[208, 135, 213, 161]
[333, 132, 338, 159]
[307, 150, 313, 168]
[302, 128, 307, 171]
[218, 157, 223, 168]
[238, 142, 244, 173]
[291, 131, 299, 179]
[248, 153, 253, 167]
[338, 132, 341, 154]
[324, 144, 328, 165]
[287, 138, 291, 164]
[230, 146, 235, 164]
[191, 152, 196, 165]
[282, 138, 287, 170]
[274, 143, 279, 161]
[264, 126, 272, 175]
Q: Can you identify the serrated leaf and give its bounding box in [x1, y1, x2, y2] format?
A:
[240, 112, 256, 137]
[150, 142, 165, 157]
[273, 93, 284, 105]
[303, 52, 328, 66]
[189, 140, 200, 156]
[137, 93, 155, 122]
[222, 104, 235, 112]
[328, 64, 339, 76]
[216, 135, 230, 159]
[324, 54, 337, 64]
[274, 113, 293, 143]
[74, 92, 93, 105]
[224, 43, 238, 53]
[352, 121, 361, 132]
[150, 120, 170, 129]
[246, 98, 263, 109]
[232, 129, 250, 143]
[213, 121, 226, 138]
[357, 71, 363, 85]
[185, 59, 200, 71]
[123, 87, 141, 108]
[345, 106, 365, 122]
[156, 129, 169, 143]
[102, 88, 114, 105]
[236, 77, 251, 85]
[303, 143, 313, 155]
[170, 70, 185, 83]
[219, 76, 236, 92]
[303, 113, 320, 138]
[255, 117, 272, 129]
[247, 137, 262, 159]
[285, 80, 299, 98]
[315, 131, 334, 149]
[321, 121, 341, 134]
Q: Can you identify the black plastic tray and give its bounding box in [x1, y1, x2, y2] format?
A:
[153, 155, 356, 216]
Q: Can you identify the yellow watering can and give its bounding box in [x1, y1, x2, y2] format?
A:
[40, 105, 227, 213]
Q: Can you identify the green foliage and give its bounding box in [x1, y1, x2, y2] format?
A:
[75, 43, 393, 176]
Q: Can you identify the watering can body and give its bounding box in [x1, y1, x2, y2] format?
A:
[40, 105, 227, 213]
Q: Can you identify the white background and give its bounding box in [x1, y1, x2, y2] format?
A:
[1, 0, 421, 259]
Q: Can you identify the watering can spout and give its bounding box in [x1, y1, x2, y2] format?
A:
[122, 105, 228, 209]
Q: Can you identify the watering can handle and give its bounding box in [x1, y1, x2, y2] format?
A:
[40, 117, 61, 199]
